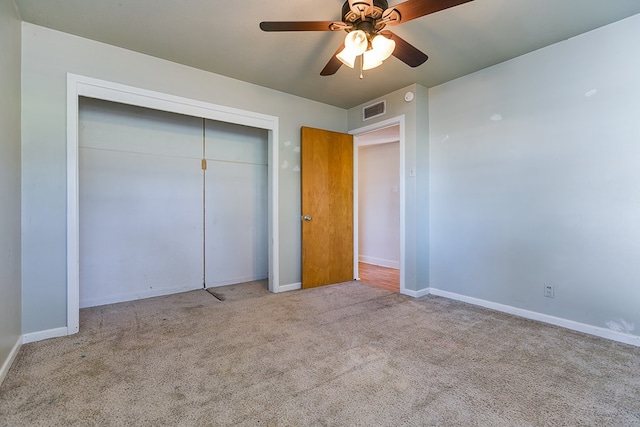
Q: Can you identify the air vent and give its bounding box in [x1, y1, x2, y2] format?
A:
[363, 100, 386, 121]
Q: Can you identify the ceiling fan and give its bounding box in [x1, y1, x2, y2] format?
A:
[260, 0, 474, 77]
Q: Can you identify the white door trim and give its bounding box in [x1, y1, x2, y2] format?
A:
[66, 73, 280, 335]
[350, 116, 406, 295]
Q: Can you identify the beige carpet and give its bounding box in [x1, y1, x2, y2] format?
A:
[1, 281, 639, 426]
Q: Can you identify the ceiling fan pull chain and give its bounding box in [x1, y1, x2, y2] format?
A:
[359, 55, 364, 80]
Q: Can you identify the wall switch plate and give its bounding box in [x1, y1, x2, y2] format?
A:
[544, 284, 554, 298]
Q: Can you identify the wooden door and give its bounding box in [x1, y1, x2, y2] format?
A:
[301, 126, 354, 288]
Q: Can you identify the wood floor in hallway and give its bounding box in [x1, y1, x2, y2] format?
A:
[358, 262, 399, 293]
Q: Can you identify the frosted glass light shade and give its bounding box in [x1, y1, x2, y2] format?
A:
[362, 50, 382, 70]
[362, 34, 396, 71]
[336, 30, 368, 68]
[362, 34, 396, 70]
[336, 49, 357, 68]
[372, 34, 395, 60]
[345, 30, 368, 54]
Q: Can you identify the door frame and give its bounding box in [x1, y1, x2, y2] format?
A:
[350, 116, 406, 295]
[66, 73, 280, 335]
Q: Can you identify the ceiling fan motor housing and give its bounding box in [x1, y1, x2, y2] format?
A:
[342, 0, 388, 24]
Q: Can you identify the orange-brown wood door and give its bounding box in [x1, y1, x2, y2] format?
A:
[301, 126, 354, 289]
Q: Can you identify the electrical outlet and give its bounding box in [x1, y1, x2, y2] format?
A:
[544, 284, 554, 298]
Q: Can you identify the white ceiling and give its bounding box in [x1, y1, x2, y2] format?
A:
[13, 0, 640, 109]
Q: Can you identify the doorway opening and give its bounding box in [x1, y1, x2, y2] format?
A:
[351, 117, 405, 294]
[358, 137, 400, 292]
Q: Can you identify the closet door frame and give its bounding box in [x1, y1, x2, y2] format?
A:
[66, 74, 280, 335]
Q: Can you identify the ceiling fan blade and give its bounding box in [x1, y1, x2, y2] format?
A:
[260, 21, 337, 32]
[381, 31, 428, 67]
[320, 42, 346, 76]
[385, 0, 474, 26]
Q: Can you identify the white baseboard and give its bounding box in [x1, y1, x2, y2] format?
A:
[80, 284, 202, 309]
[401, 287, 430, 298]
[0, 336, 22, 386]
[23, 327, 68, 344]
[276, 282, 301, 293]
[429, 288, 640, 348]
[359, 256, 400, 270]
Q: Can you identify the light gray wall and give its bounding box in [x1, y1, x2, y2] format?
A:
[348, 84, 430, 292]
[21, 23, 346, 334]
[358, 142, 400, 268]
[429, 14, 640, 337]
[0, 0, 22, 368]
[415, 84, 430, 286]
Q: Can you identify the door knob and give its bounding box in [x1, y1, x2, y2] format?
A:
[303, 215, 312, 221]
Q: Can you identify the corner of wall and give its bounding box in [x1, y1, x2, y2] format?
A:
[0, 337, 22, 386]
[0, 0, 23, 385]
[10, 0, 21, 20]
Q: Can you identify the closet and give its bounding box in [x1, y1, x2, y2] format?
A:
[78, 98, 268, 308]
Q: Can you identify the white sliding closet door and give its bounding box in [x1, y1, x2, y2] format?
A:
[79, 98, 203, 308]
[204, 120, 268, 287]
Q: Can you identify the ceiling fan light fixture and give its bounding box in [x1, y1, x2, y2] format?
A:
[336, 30, 368, 68]
[260, 0, 473, 77]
